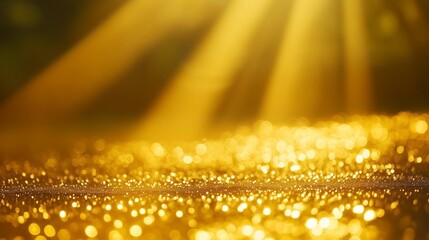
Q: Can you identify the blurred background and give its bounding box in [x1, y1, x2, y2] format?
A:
[0, 0, 428, 150]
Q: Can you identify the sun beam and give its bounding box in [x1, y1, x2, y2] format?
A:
[135, 0, 274, 140]
[343, 0, 372, 113]
[0, 0, 223, 124]
[260, 0, 339, 122]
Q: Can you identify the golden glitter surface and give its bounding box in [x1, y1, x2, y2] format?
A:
[1, 112, 429, 239]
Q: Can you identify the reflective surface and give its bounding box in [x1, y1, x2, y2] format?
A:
[1, 112, 429, 239]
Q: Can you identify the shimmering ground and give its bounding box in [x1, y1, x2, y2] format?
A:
[1, 113, 429, 239]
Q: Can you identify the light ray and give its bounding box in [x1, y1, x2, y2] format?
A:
[343, 0, 372, 113]
[0, 0, 223, 124]
[260, 0, 339, 122]
[135, 0, 273, 140]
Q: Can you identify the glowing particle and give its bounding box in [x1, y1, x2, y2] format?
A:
[195, 230, 211, 240]
[59, 210, 67, 218]
[151, 143, 165, 157]
[44, 225, 56, 238]
[131, 210, 138, 217]
[94, 139, 106, 151]
[85, 225, 98, 238]
[242, 225, 253, 236]
[363, 210, 376, 221]
[117, 203, 123, 210]
[144, 215, 155, 225]
[114, 220, 123, 229]
[305, 218, 318, 229]
[103, 214, 112, 222]
[253, 230, 265, 240]
[129, 225, 142, 237]
[28, 223, 41, 235]
[291, 210, 300, 219]
[109, 230, 123, 240]
[57, 229, 70, 240]
[183, 155, 193, 164]
[196, 144, 208, 155]
[221, 205, 229, 212]
[319, 217, 330, 229]
[352, 205, 364, 214]
[290, 165, 301, 172]
[18, 216, 25, 224]
[176, 210, 184, 218]
[263, 207, 271, 216]
[413, 120, 428, 134]
[355, 155, 364, 163]
[237, 203, 248, 212]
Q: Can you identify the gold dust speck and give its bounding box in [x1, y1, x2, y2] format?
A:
[0, 113, 429, 239]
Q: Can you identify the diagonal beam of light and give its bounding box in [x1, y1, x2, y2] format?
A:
[260, 0, 338, 122]
[0, 0, 223, 124]
[135, 0, 273, 140]
[343, 0, 372, 113]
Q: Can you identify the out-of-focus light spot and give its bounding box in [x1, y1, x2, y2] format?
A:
[151, 143, 165, 157]
[263, 207, 271, 216]
[413, 120, 428, 134]
[183, 155, 193, 164]
[176, 210, 184, 218]
[114, 220, 123, 229]
[355, 155, 364, 163]
[305, 218, 318, 229]
[85, 225, 98, 238]
[253, 230, 265, 240]
[291, 210, 300, 219]
[57, 229, 70, 240]
[353, 205, 364, 214]
[242, 225, 253, 236]
[94, 139, 106, 152]
[221, 205, 229, 212]
[237, 203, 247, 212]
[196, 144, 208, 155]
[129, 225, 142, 237]
[59, 210, 66, 218]
[144, 215, 155, 225]
[44, 225, 56, 237]
[363, 210, 376, 221]
[195, 230, 211, 240]
[109, 230, 123, 240]
[28, 223, 41, 235]
[290, 165, 301, 172]
[319, 217, 330, 229]
[348, 219, 362, 235]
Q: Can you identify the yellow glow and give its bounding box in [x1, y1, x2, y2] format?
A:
[306, 218, 318, 229]
[143, 215, 155, 225]
[242, 225, 254, 236]
[28, 223, 40, 235]
[59, 210, 66, 218]
[0, 0, 223, 123]
[129, 225, 142, 237]
[85, 225, 98, 238]
[43, 225, 56, 238]
[343, 0, 372, 113]
[57, 229, 71, 240]
[363, 210, 376, 221]
[136, 0, 273, 140]
[114, 219, 123, 229]
[412, 120, 428, 134]
[261, 0, 336, 121]
[353, 205, 364, 214]
[195, 230, 212, 240]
